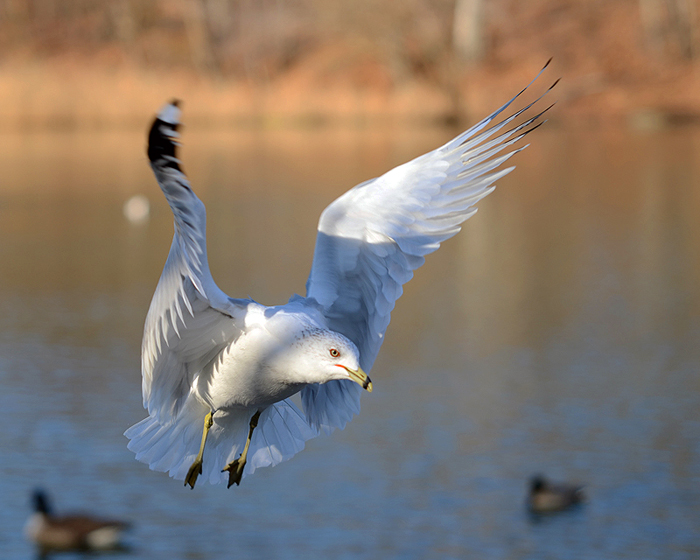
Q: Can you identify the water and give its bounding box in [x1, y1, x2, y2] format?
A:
[0, 122, 699, 559]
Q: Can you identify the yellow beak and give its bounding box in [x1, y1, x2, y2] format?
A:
[342, 366, 373, 392]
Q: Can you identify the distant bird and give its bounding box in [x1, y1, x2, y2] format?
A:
[125, 62, 556, 489]
[24, 489, 130, 553]
[527, 475, 585, 514]
[123, 194, 151, 223]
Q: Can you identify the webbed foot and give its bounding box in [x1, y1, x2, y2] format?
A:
[185, 459, 203, 489]
[222, 457, 245, 488]
[222, 410, 261, 488]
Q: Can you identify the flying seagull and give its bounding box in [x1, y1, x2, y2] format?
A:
[125, 62, 556, 489]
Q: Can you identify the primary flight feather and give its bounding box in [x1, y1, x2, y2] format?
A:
[125, 62, 555, 488]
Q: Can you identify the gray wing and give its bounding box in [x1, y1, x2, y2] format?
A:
[302, 64, 556, 432]
[142, 102, 247, 423]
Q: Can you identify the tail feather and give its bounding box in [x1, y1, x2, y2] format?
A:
[246, 401, 319, 475]
[125, 393, 319, 485]
[125, 393, 208, 476]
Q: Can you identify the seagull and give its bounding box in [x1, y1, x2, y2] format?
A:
[125, 62, 556, 489]
[527, 474, 586, 514]
[24, 489, 130, 553]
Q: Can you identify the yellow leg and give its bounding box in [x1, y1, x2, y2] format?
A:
[185, 411, 214, 489]
[223, 410, 261, 488]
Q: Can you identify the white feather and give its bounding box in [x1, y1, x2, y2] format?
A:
[157, 102, 180, 125]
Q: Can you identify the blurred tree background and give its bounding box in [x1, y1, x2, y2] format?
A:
[0, 0, 699, 127]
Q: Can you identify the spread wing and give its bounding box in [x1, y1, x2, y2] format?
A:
[302, 63, 556, 432]
[142, 102, 247, 423]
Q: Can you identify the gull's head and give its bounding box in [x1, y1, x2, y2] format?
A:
[286, 329, 372, 392]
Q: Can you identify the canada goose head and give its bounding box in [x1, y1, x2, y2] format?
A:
[527, 475, 585, 514]
[32, 489, 51, 515]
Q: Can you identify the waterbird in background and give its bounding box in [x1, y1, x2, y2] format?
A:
[123, 194, 150, 223]
[24, 489, 130, 554]
[527, 474, 586, 514]
[125, 61, 557, 489]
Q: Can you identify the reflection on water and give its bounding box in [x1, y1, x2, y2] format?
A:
[0, 124, 699, 558]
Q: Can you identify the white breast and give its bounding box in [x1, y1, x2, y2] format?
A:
[200, 317, 305, 410]
[24, 513, 45, 542]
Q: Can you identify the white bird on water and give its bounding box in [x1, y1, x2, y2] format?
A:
[125, 62, 556, 489]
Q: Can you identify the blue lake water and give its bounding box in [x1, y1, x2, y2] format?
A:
[0, 122, 698, 559]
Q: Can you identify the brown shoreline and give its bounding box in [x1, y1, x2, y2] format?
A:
[4, 1, 700, 131]
[2, 60, 700, 132]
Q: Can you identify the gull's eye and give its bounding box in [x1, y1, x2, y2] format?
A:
[329, 348, 340, 358]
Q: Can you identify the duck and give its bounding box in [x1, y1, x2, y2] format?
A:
[527, 474, 585, 514]
[24, 489, 130, 553]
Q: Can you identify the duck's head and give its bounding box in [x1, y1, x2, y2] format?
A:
[529, 475, 546, 493]
[31, 489, 51, 515]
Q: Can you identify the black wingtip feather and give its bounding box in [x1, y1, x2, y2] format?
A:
[483, 58, 556, 128]
[147, 102, 181, 170]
